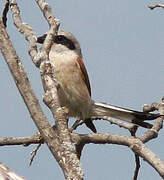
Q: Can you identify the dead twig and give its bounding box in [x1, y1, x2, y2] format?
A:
[30, 143, 42, 166]
[2, 0, 9, 27]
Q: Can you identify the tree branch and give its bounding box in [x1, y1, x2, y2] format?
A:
[2, 0, 9, 27]
[1, 1, 164, 179]
[0, 134, 42, 146]
[133, 154, 140, 180]
[40, 61, 84, 179]
[0, 20, 53, 145]
[130, 126, 141, 180]
[7, 0, 84, 179]
[102, 117, 139, 132]
[141, 99, 164, 143]
[72, 133, 164, 178]
[0, 115, 164, 178]
[0, 162, 25, 180]
[148, 4, 164, 10]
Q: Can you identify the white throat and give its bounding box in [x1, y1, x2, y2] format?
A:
[49, 44, 78, 61]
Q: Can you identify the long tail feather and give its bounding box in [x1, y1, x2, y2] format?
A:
[91, 102, 160, 128]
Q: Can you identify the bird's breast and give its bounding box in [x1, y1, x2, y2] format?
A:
[49, 50, 92, 119]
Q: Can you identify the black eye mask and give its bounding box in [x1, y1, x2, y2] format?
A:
[37, 34, 75, 50]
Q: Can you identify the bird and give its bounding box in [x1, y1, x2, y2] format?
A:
[37, 30, 160, 133]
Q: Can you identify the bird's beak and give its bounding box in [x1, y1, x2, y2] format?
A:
[37, 34, 47, 44]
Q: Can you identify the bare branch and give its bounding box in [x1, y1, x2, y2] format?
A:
[103, 117, 139, 132]
[75, 143, 85, 160]
[0, 128, 164, 178]
[30, 143, 42, 166]
[70, 119, 84, 132]
[8, 0, 59, 66]
[130, 126, 140, 180]
[9, 0, 38, 63]
[140, 99, 164, 143]
[148, 4, 164, 10]
[70, 117, 139, 133]
[143, 103, 159, 113]
[41, 61, 84, 179]
[71, 133, 164, 178]
[2, 0, 9, 27]
[139, 117, 163, 143]
[36, 0, 60, 28]
[0, 11, 81, 180]
[0, 134, 42, 146]
[143, 98, 164, 114]
[0, 20, 53, 142]
[8, 0, 83, 179]
[35, 0, 60, 67]
[0, 162, 25, 180]
[1, 1, 164, 179]
[0, 21, 67, 178]
[133, 154, 140, 180]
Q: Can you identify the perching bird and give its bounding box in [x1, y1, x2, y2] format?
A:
[37, 30, 160, 133]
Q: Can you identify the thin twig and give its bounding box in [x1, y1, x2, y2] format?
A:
[0, 134, 43, 146]
[133, 154, 140, 180]
[104, 117, 138, 131]
[70, 119, 84, 132]
[149, 4, 164, 10]
[130, 127, 140, 180]
[140, 98, 164, 143]
[2, 0, 9, 27]
[30, 143, 42, 166]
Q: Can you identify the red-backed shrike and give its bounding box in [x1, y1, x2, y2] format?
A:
[37, 30, 160, 133]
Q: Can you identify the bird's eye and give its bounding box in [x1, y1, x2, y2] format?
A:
[54, 35, 76, 50]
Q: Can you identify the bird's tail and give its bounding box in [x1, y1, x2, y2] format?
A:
[91, 102, 160, 128]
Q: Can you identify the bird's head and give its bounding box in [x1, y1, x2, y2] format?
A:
[37, 29, 82, 57]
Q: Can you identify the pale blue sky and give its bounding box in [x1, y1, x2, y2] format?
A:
[0, 0, 164, 179]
